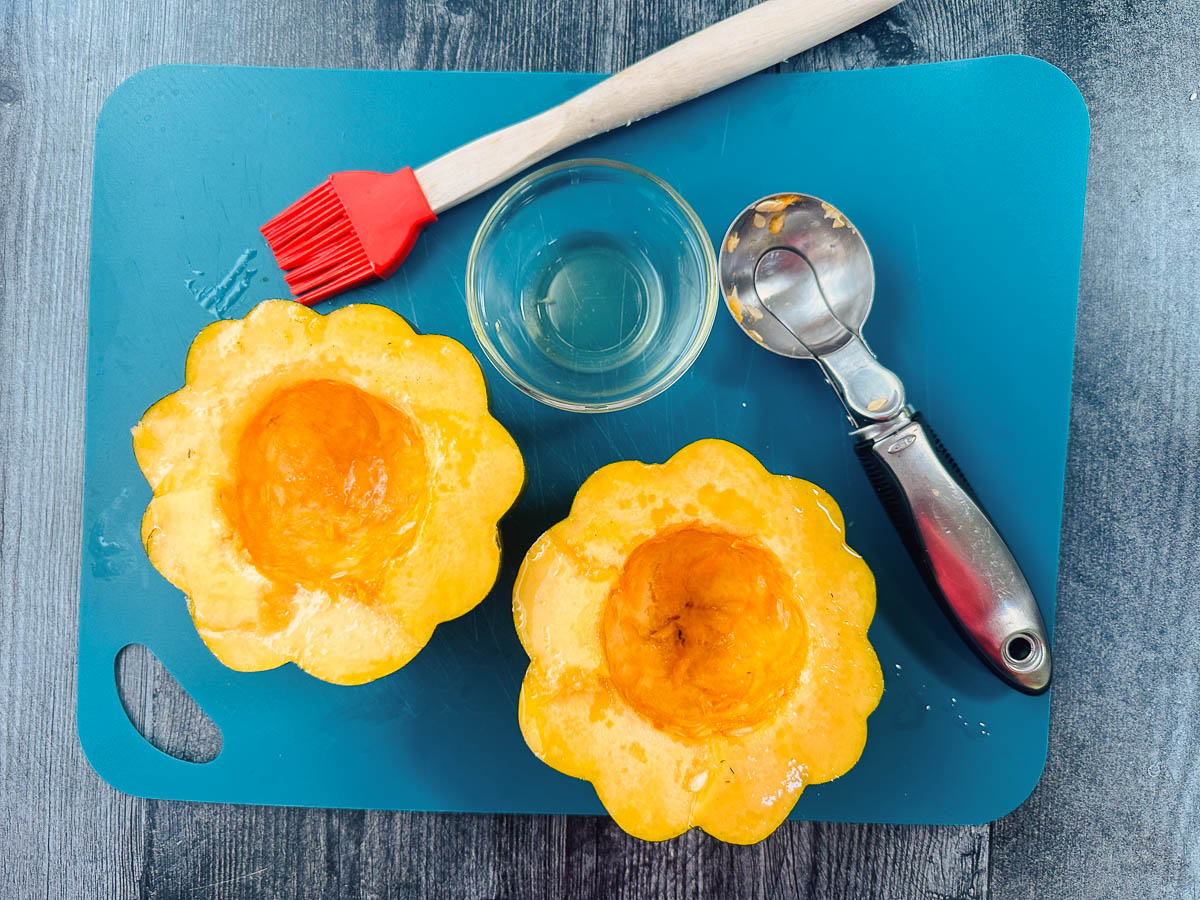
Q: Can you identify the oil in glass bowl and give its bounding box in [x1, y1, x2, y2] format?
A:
[467, 160, 718, 412]
[521, 231, 663, 374]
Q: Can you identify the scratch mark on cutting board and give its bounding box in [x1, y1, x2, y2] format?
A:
[90, 488, 132, 578]
[186, 248, 259, 319]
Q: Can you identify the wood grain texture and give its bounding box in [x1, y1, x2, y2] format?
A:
[116, 645, 223, 765]
[988, 1, 1200, 898]
[1, 0, 1197, 897]
[415, 0, 901, 210]
[1, 1, 143, 899]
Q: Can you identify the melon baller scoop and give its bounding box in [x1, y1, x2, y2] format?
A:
[719, 194, 1051, 694]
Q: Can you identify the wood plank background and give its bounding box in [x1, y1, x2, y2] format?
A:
[2, 0, 1198, 897]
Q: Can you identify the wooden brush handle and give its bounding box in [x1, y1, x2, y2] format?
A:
[416, 0, 901, 213]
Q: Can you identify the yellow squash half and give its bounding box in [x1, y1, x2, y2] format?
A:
[133, 300, 523, 685]
[514, 439, 881, 843]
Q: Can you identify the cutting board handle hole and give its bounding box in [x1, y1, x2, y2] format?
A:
[115, 643, 222, 764]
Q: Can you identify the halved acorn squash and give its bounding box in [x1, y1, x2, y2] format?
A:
[133, 300, 523, 685]
[514, 439, 881, 843]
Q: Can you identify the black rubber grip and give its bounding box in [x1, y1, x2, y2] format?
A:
[855, 412, 981, 555]
[854, 413, 1050, 695]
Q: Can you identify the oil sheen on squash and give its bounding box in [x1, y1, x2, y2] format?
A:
[602, 526, 806, 738]
[513, 438, 881, 843]
[232, 379, 428, 587]
[133, 300, 525, 685]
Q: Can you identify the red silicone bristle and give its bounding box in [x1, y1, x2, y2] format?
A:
[261, 168, 436, 304]
[274, 219, 354, 270]
[261, 180, 375, 304]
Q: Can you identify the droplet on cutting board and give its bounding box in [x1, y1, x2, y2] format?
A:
[188, 248, 259, 318]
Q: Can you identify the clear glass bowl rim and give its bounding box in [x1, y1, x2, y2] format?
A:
[465, 158, 720, 413]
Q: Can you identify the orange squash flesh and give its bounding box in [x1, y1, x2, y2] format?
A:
[232, 378, 428, 583]
[514, 439, 882, 844]
[602, 526, 806, 739]
[133, 300, 524, 685]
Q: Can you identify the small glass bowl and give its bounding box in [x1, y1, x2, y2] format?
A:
[466, 159, 718, 412]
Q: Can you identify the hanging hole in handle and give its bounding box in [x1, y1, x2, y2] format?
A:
[1002, 632, 1044, 673]
[115, 643, 222, 764]
[1007, 636, 1033, 660]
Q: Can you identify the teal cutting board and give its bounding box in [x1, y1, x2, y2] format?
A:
[81, 56, 1088, 824]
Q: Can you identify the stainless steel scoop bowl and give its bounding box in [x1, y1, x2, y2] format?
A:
[720, 193, 1052, 694]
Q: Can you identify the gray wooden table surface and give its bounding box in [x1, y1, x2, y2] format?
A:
[3, 0, 1198, 897]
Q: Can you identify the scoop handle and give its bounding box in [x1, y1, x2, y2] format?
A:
[417, 0, 902, 212]
[854, 412, 1053, 694]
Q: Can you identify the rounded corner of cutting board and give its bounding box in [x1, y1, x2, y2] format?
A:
[76, 707, 155, 801]
[963, 725, 1052, 826]
[96, 65, 183, 134]
[992, 54, 1092, 137]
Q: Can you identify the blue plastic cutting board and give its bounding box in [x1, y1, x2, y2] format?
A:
[81, 56, 1088, 824]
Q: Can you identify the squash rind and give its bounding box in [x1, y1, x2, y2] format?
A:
[514, 438, 882, 843]
[133, 300, 524, 685]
